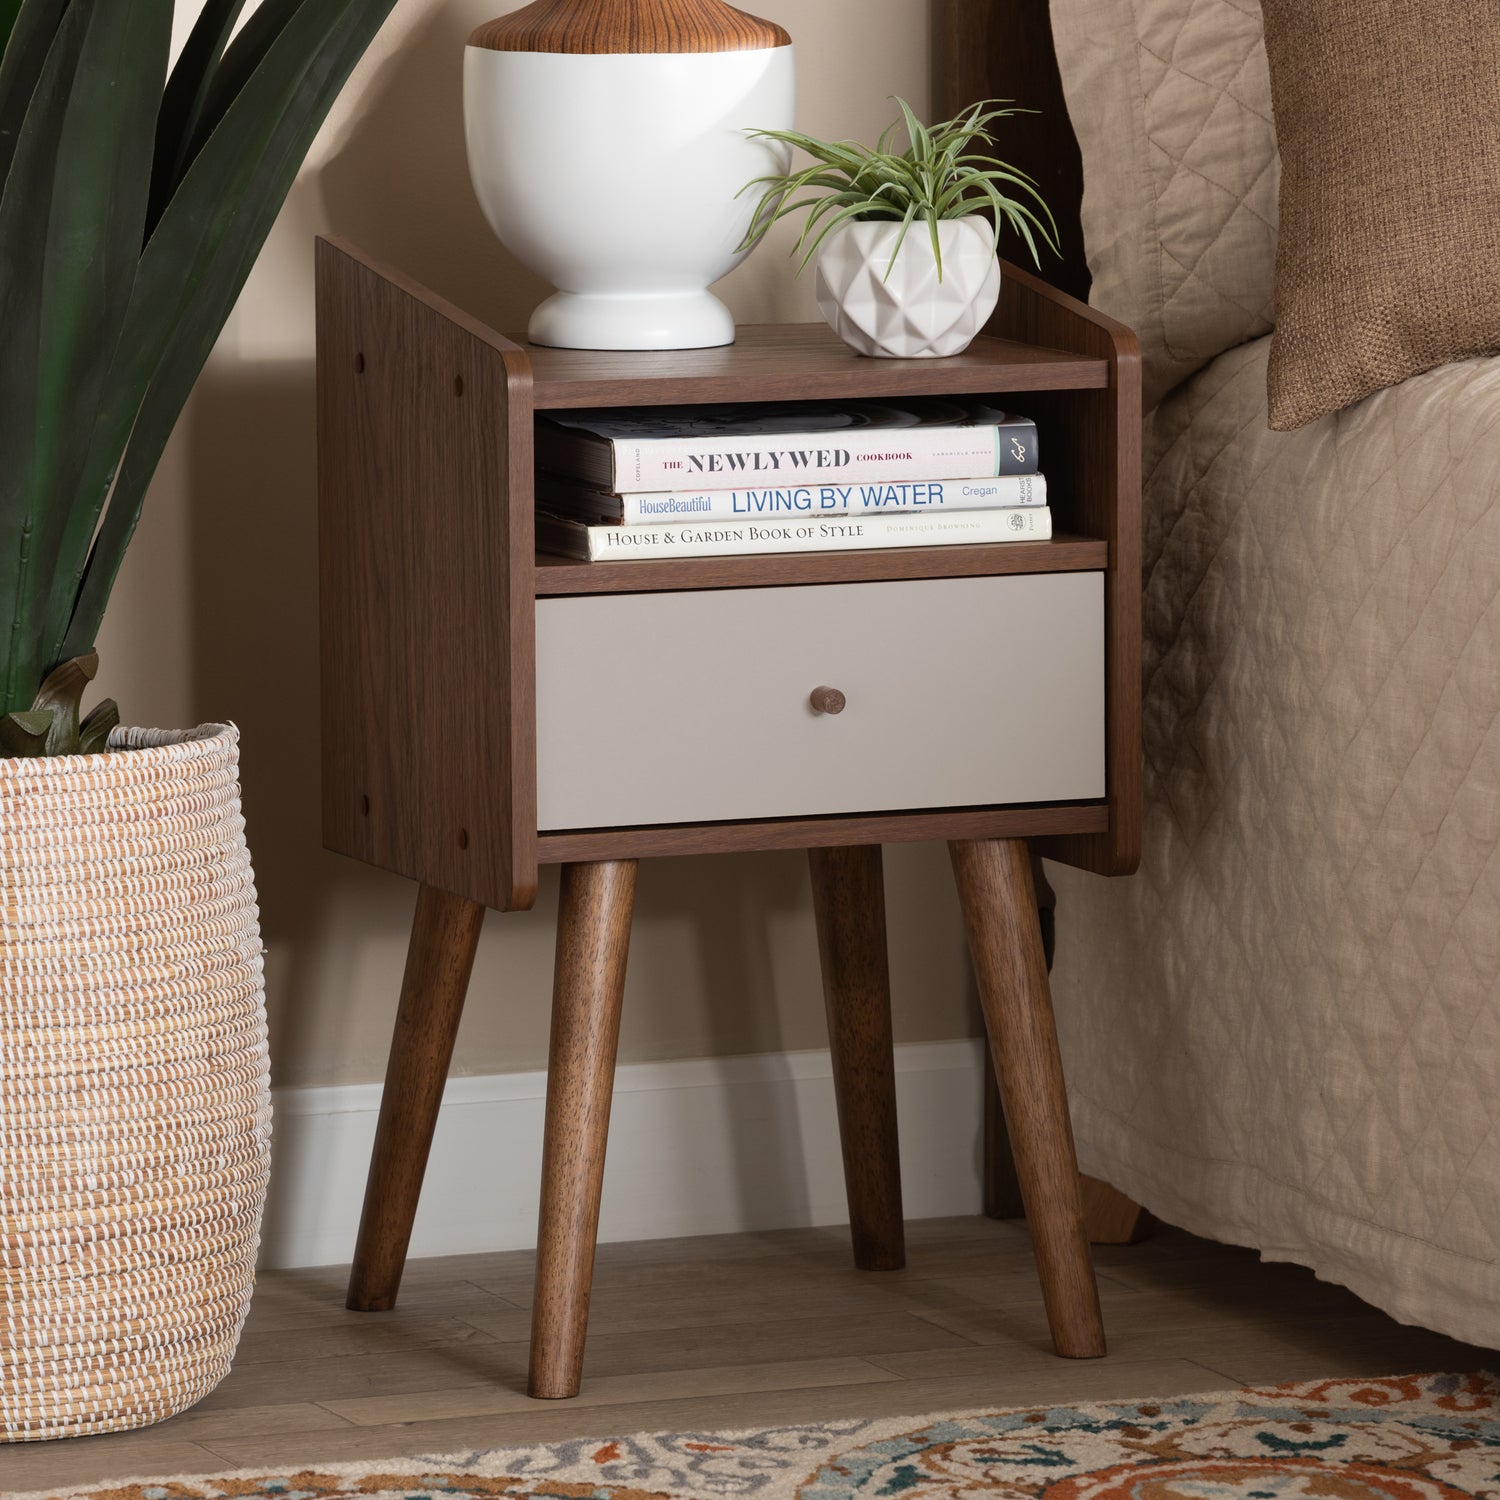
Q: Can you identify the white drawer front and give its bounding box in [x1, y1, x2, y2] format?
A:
[536, 573, 1104, 830]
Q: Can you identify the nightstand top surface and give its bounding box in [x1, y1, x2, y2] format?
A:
[516, 323, 1110, 408]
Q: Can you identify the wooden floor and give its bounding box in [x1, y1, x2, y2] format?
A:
[8, 1217, 1492, 1492]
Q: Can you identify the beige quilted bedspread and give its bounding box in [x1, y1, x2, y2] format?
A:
[1048, 335, 1500, 1343]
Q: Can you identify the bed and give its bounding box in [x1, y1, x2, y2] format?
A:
[938, 0, 1500, 1345]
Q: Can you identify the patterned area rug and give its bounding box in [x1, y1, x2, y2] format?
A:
[18, 1373, 1500, 1500]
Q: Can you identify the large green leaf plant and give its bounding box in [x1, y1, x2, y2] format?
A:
[0, 0, 397, 757]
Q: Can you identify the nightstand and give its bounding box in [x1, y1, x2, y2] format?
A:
[315, 237, 1142, 1399]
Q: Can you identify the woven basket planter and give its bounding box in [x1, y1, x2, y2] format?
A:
[0, 723, 271, 1442]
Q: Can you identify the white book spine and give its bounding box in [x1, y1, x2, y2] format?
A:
[620, 473, 1046, 524]
[580, 507, 1052, 562]
[617, 427, 1004, 490]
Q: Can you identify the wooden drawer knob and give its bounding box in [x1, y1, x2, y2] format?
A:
[809, 686, 846, 715]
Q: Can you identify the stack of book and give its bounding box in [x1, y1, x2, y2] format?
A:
[534, 398, 1049, 561]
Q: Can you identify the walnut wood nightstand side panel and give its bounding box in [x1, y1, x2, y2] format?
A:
[316, 237, 539, 912]
[992, 262, 1143, 877]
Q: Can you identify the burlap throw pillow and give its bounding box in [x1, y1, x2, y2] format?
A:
[1262, 0, 1500, 430]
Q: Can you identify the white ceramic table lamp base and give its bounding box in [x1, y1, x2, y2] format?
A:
[464, 1, 794, 352]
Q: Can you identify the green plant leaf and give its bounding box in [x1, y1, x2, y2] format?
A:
[1011, 213, 1042, 267]
[60, 0, 399, 664]
[792, 191, 864, 255]
[0, 0, 20, 57]
[746, 127, 870, 176]
[0, 4, 84, 714]
[0, 0, 68, 196]
[974, 179, 1048, 267]
[736, 96, 1060, 274]
[0, 708, 54, 757]
[78, 694, 119, 754]
[925, 206, 943, 281]
[795, 198, 878, 269]
[182, 0, 307, 163]
[895, 97, 931, 169]
[147, 0, 250, 231]
[881, 199, 920, 280]
[30, 646, 95, 755]
[0, 0, 169, 715]
[955, 154, 1040, 185]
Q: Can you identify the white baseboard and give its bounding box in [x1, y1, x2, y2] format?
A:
[261, 1038, 986, 1270]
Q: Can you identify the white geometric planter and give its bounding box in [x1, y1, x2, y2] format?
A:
[815, 216, 1001, 358]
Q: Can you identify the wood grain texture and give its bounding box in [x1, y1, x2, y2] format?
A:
[536, 801, 1108, 864]
[949, 838, 1105, 1359]
[531, 860, 638, 1400]
[988, 1092, 1154, 1245]
[1081, 1177, 1154, 1245]
[521, 325, 1107, 408]
[983, 859, 1144, 1245]
[808, 846, 905, 1273]
[347, 886, 486, 1313]
[318, 246, 1137, 876]
[469, 0, 789, 53]
[986, 853, 1050, 1220]
[932, 0, 1089, 300]
[17, 1221, 1488, 1487]
[982, 1055, 1025, 1219]
[988, 261, 1143, 877]
[534, 536, 1108, 594]
[317, 236, 538, 912]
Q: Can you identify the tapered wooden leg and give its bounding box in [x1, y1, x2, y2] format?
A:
[347, 884, 486, 1312]
[983, 1053, 1025, 1218]
[809, 845, 905, 1272]
[985, 851, 1053, 1219]
[983, 860, 1153, 1244]
[987, 1072, 1150, 1239]
[529, 860, 637, 1400]
[950, 837, 1105, 1358]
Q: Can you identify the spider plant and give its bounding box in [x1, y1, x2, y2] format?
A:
[739, 97, 1059, 281]
[0, 0, 398, 757]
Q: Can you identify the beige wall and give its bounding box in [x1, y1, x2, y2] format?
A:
[100, 0, 982, 1090]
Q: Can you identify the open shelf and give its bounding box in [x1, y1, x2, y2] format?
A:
[524, 325, 1111, 593]
[533, 533, 1107, 594]
[520, 324, 1109, 409]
